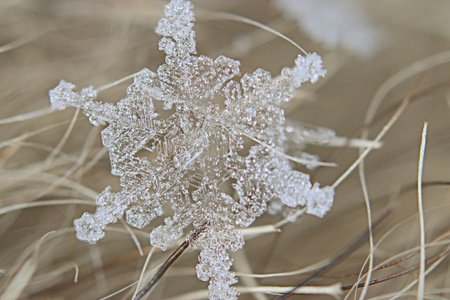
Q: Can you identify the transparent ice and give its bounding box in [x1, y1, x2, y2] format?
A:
[49, 0, 334, 298]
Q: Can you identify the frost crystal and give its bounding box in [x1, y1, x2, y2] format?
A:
[276, 0, 382, 56]
[49, 0, 334, 298]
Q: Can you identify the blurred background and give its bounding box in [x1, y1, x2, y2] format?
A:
[0, 0, 449, 299]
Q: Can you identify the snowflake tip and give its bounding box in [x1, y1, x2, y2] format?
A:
[306, 184, 334, 218]
[73, 212, 105, 245]
[282, 52, 326, 89]
[49, 80, 76, 110]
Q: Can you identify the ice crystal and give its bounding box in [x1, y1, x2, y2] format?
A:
[49, 0, 334, 298]
[284, 119, 336, 170]
[276, 0, 382, 56]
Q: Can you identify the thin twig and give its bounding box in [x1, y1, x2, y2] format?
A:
[417, 122, 428, 300]
[273, 207, 392, 300]
[133, 247, 156, 299]
[313, 80, 450, 180]
[134, 240, 189, 300]
[341, 248, 450, 290]
[134, 224, 208, 300]
[331, 74, 417, 189]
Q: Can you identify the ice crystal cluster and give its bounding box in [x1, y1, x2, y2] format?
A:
[276, 0, 382, 56]
[49, 0, 333, 298]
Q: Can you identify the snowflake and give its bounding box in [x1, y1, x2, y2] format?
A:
[49, 0, 333, 298]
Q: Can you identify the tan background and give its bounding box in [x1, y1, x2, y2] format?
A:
[0, 1, 449, 299]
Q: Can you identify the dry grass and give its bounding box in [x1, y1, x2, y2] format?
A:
[0, 1, 449, 299]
